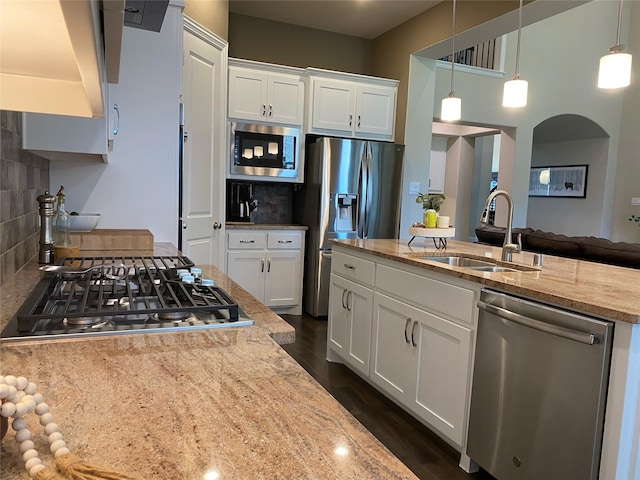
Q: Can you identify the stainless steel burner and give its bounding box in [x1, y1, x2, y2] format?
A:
[156, 311, 193, 322]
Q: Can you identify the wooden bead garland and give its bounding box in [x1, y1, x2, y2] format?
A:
[1, 374, 143, 480]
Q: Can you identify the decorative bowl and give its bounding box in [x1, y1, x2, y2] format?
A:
[69, 214, 101, 232]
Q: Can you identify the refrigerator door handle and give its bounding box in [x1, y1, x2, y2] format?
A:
[362, 142, 372, 237]
[357, 154, 367, 238]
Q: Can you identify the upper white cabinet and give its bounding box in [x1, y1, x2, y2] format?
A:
[305, 68, 398, 141]
[22, 95, 119, 163]
[228, 59, 305, 126]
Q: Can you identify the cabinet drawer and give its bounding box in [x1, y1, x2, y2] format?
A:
[228, 232, 267, 249]
[376, 264, 475, 325]
[332, 250, 375, 287]
[267, 232, 302, 249]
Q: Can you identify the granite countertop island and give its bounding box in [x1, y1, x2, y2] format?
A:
[0, 247, 418, 479]
[333, 238, 640, 324]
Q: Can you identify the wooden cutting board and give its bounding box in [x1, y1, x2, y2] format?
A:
[69, 229, 154, 256]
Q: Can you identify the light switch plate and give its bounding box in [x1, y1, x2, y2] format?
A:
[631, 197, 640, 206]
[409, 182, 420, 195]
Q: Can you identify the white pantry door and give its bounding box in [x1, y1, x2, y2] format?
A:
[181, 19, 228, 267]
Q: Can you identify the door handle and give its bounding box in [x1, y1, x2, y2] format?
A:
[267, 258, 271, 273]
[261, 258, 265, 273]
[342, 289, 348, 309]
[262, 104, 266, 116]
[357, 114, 361, 128]
[404, 318, 411, 344]
[411, 320, 418, 347]
[112, 103, 120, 136]
[349, 114, 353, 127]
[212, 222, 222, 230]
[344, 263, 355, 270]
[269, 104, 273, 117]
[181, 219, 187, 230]
[477, 300, 597, 345]
[345, 291, 352, 312]
[239, 239, 255, 243]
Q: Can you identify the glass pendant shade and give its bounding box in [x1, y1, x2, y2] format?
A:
[598, 52, 632, 89]
[441, 96, 461, 122]
[503, 79, 528, 107]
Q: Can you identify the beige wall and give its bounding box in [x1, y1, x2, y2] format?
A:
[184, 0, 229, 40]
[228, 14, 372, 74]
[372, 1, 517, 142]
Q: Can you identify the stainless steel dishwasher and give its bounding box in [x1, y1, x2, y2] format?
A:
[467, 289, 614, 480]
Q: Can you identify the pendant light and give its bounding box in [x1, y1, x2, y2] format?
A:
[503, 0, 528, 107]
[598, 0, 632, 89]
[441, 0, 461, 122]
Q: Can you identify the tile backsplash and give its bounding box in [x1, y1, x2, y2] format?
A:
[0, 111, 49, 285]
[249, 182, 294, 224]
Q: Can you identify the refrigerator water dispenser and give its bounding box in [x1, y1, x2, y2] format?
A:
[335, 194, 358, 232]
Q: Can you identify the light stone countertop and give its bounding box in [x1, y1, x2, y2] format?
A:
[0, 244, 417, 479]
[333, 238, 640, 324]
[226, 223, 308, 230]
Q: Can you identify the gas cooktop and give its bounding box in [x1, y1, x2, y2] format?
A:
[1, 256, 253, 343]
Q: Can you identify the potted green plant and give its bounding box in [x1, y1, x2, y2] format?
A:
[415, 193, 445, 227]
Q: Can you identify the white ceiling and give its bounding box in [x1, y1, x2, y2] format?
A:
[228, 0, 442, 39]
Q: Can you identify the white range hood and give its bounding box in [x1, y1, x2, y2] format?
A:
[0, 0, 124, 119]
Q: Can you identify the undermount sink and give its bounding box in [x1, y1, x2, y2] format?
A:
[420, 255, 535, 273]
[420, 256, 496, 268]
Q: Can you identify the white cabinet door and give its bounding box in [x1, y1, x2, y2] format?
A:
[22, 90, 114, 162]
[267, 74, 304, 126]
[181, 22, 227, 267]
[413, 312, 472, 446]
[328, 274, 350, 358]
[328, 274, 373, 377]
[310, 78, 356, 134]
[228, 67, 268, 122]
[371, 292, 417, 405]
[264, 250, 301, 307]
[227, 251, 265, 301]
[355, 85, 396, 137]
[228, 65, 303, 126]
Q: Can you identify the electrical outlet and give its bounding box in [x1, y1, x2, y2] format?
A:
[631, 197, 640, 206]
[409, 182, 420, 195]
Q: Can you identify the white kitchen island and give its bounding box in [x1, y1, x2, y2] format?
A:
[329, 239, 640, 480]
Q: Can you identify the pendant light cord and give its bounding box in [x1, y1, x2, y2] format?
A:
[613, 0, 623, 51]
[514, 0, 523, 79]
[449, 0, 456, 96]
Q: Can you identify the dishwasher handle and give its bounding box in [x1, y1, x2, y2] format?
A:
[477, 300, 597, 345]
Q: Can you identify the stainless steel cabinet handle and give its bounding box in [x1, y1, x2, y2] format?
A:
[344, 263, 355, 270]
[477, 300, 597, 345]
[404, 318, 411, 344]
[261, 258, 265, 273]
[357, 114, 361, 128]
[341, 289, 348, 309]
[278, 240, 293, 244]
[267, 258, 271, 273]
[345, 291, 352, 312]
[411, 320, 418, 347]
[269, 104, 273, 117]
[262, 104, 266, 116]
[112, 103, 120, 135]
[349, 114, 353, 127]
[239, 239, 255, 243]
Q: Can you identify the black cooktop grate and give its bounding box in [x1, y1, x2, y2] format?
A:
[14, 256, 240, 333]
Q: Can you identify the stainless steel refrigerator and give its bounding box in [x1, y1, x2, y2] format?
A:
[295, 136, 404, 317]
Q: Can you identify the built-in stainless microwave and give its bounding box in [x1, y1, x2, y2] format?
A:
[229, 122, 304, 183]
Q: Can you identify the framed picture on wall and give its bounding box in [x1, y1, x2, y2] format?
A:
[528, 165, 588, 198]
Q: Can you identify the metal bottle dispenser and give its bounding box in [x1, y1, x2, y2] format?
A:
[37, 191, 56, 264]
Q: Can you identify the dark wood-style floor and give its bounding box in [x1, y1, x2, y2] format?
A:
[280, 313, 495, 480]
